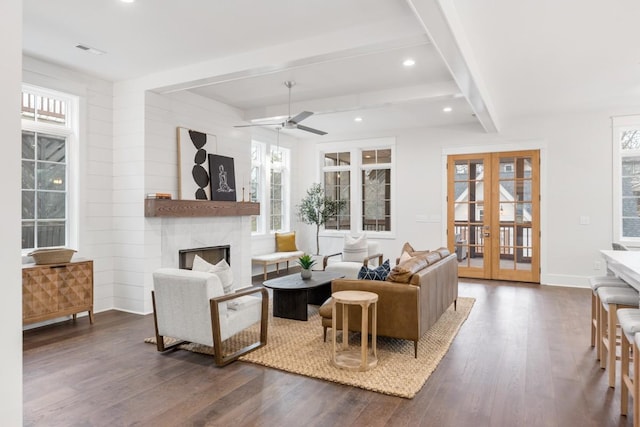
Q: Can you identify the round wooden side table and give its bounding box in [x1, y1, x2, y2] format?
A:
[330, 290, 378, 371]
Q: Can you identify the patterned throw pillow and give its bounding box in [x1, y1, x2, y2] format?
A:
[358, 259, 391, 281]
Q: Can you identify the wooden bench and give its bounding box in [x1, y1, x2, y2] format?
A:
[252, 251, 304, 281]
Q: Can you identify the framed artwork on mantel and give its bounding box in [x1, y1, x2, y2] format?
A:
[177, 127, 217, 200]
[208, 154, 237, 201]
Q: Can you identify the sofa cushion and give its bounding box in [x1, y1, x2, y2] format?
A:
[343, 234, 368, 262]
[424, 252, 442, 265]
[275, 231, 298, 252]
[435, 247, 451, 258]
[192, 255, 234, 294]
[358, 259, 391, 281]
[387, 256, 428, 283]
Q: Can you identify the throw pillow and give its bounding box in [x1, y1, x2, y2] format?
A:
[358, 259, 391, 281]
[401, 242, 415, 254]
[191, 255, 234, 294]
[387, 256, 428, 283]
[275, 231, 298, 252]
[399, 250, 413, 264]
[343, 234, 368, 262]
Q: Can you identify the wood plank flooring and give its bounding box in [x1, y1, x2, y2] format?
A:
[23, 279, 633, 427]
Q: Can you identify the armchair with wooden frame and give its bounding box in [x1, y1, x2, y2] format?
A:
[323, 240, 383, 279]
[151, 268, 268, 366]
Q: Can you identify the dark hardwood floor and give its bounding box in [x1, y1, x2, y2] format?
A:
[23, 277, 633, 427]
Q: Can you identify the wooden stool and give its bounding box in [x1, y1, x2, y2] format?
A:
[598, 286, 639, 387]
[590, 276, 629, 359]
[331, 290, 378, 372]
[618, 309, 640, 420]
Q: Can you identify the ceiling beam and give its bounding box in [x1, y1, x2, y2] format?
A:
[405, 0, 499, 132]
[243, 80, 461, 122]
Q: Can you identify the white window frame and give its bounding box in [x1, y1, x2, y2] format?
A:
[613, 115, 640, 244]
[250, 141, 265, 234]
[251, 139, 291, 235]
[318, 137, 396, 238]
[21, 84, 79, 254]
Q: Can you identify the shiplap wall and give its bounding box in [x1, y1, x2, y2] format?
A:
[23, 56, 115, 313]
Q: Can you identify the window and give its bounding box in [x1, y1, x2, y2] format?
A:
[323, 152, 351, 230]
[320, 139, 394, 235]
[250, 142, 263, 233]
[361, 149, 391, 232]
[250, 140, 290, 234]
[21, 85, 77, 250]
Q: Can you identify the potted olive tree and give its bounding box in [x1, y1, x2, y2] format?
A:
[296, 183, 345, 256]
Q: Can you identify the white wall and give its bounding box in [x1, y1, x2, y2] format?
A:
[23, 57, 115, 313]
[111, 88, 256, 313]
[294, 110, 624, 288]
[1, 0, 23, 424]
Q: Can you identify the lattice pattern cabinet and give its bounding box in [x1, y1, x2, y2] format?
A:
[22, 260, 94, 325]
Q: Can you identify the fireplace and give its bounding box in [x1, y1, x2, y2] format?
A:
[178, 245, 231, 270]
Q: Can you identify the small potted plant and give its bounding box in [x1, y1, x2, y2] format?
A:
[297, 253, 316, 279]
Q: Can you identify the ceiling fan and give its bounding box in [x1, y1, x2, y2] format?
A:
[234, 81, 327, 136]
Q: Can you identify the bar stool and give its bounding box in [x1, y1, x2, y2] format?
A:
[591, 276, 630, 358]
[599, 286, 640, 387]
[618, 309, 640, 421]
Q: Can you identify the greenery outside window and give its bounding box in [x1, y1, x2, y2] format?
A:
[21, 85, 77, 251]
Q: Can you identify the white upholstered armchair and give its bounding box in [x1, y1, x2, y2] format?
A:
[323, 236, 383, 279]
[152, 268, 268, 366]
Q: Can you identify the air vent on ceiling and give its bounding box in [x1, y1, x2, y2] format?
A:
[75, 44, 106, 55]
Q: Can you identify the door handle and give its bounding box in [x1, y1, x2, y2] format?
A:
[484, 232, 490, 237]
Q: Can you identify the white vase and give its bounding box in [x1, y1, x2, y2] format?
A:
[301, 268, 312, 280]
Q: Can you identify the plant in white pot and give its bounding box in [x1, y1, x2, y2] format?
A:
[297, 253, 316, 279]
[296, 183, 345, 255]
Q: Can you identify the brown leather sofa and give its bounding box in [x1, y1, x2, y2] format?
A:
[319, 250, 458, 357]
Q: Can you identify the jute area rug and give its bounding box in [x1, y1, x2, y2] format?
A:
[145, 297, 474, 399]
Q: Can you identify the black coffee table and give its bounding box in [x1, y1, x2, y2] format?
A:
[263, 271, 344, 321]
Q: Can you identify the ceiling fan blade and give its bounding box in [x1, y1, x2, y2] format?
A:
[296, 124, 327, 136]
[289, 111, 313, 124]
[233, 122, 282, 128]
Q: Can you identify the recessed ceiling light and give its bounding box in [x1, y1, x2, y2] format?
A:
[403, 58, 416, 67]
[121, 0, 135, 3]
[354, 117, 363, 122]
[443, 107, 453, 113]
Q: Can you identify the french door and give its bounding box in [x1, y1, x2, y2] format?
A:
[447, 150, 540, 283]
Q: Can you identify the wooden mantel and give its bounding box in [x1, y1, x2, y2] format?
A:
[144, 199, 260, 218]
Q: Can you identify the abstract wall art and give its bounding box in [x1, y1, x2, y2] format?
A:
[177, 127, 216, 200]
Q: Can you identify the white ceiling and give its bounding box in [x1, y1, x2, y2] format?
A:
[22, 0, 640, 138]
